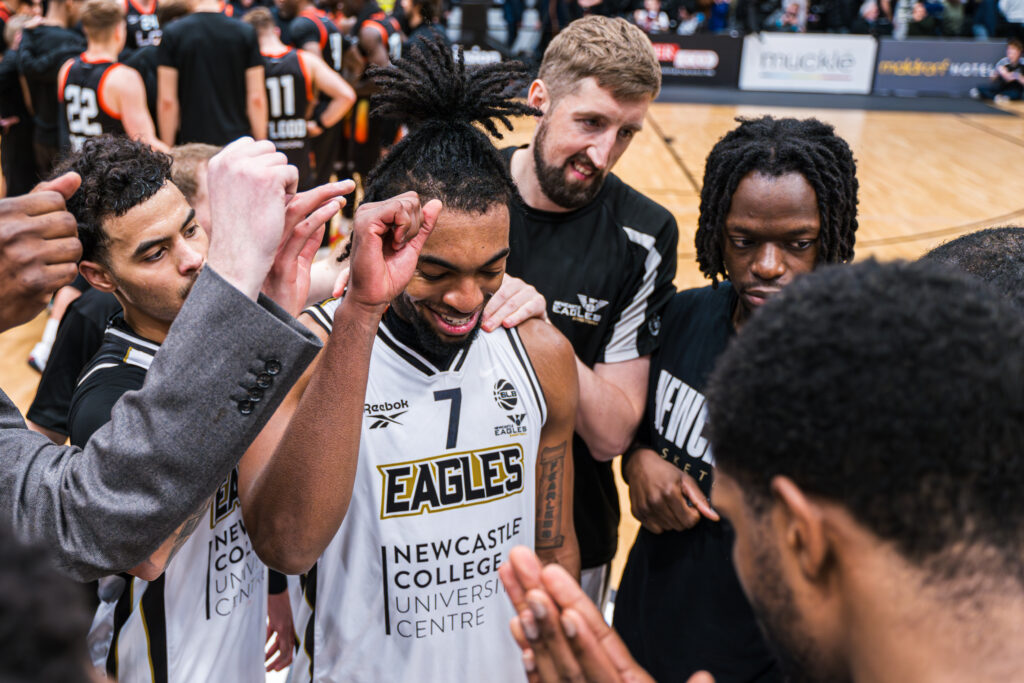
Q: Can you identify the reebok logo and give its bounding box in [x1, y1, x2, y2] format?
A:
[366, 399, 410, 429]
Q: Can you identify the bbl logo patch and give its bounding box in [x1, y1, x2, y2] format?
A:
[378, 445, 525, 519]
[493, 379, 518, 410]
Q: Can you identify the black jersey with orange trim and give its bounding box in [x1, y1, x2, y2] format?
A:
[58, 55, 125, 151]
[262, 47, 312, 185]
[289, 7, 343, 72]
[123, 0, 160, 51]
[358, 9, 402, 62]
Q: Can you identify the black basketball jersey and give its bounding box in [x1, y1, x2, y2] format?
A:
[59, 56, 125, 151]
[359, 9, 402, 63]
[289, 8, 343, 73]
[124, 0, 161, 51]
[262, 47, 311, 182]
[68, 313, 155, 447]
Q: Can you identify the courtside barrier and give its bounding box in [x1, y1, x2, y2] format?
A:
[649, 34, 743, 87]
[739, 33, 878, 93]
[873, 39, 1006, 96]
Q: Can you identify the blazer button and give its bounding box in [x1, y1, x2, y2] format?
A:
[238, 400, 254, 415]
[265, 359, 282, 376]
[247, 387, 264, 402]
[256, 373, 273, 389]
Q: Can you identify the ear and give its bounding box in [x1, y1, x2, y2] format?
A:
[79, 260, 117, 294]
[770, 475, 831, 583]
[527, 79, 549, 116]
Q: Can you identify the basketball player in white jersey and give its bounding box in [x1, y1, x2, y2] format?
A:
[235, 38, 581, 682]
[55, 135, 353, 681]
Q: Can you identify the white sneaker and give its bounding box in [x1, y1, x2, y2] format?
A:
[970, 87, 980, 99]
[995, 94, 1010, 104]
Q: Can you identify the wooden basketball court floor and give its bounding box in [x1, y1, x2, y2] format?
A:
[2, 100, 1022, 590]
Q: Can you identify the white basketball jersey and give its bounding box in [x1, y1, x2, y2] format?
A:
[291, 301, 547, 683]
[91, 468, 268, 683]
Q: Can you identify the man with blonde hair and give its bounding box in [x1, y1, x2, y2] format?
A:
[501, 15, 678, 605]
[57, 0, 165, 152]
[170, 142, 219, 235]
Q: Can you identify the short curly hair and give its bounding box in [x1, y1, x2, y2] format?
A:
[921, 227, 1024, 306]
[52, 135, 173, 264]
[707, 259, 1024, 584]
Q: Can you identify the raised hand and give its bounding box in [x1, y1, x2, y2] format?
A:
[345, 191, 442, 313]
[0, 171, 82, 333]
[262, 179, 354, 316]
[206, 138, 299, 300]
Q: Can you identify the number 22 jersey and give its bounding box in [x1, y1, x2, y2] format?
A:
[58, 55, 126, 151]
[291, 302, 547, 682]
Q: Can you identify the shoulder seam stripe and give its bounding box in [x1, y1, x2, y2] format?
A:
[504, 327, 548, 425]
[106, 327, 159, 352]
[376, 326, 435, 376]
[304, 304, 333, 334]
[378, 319, 444, 373]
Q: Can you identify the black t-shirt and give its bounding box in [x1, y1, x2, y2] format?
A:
[27, 288, 122, 436]
[122, 44, 158, 118]
[0, 46, 29, 119]
[68, 313, 156, 447]
[18, 24, 86, 145]
[502, 146, 678, 568]
[612, 284, 781, 683]
[405, 22, 449, 52]
[156, 11, 262, 145]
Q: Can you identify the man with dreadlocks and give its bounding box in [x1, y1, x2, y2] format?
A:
[607, 115, 859, 683]
[236, 37, 580, 681]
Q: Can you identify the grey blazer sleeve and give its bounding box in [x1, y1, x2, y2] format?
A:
[0, 267, 322, 581]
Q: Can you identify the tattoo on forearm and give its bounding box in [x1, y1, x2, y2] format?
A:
[167, 497, 211, 565]
[536, 442, 566, 550]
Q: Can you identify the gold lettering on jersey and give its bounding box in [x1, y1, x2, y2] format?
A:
[379, 445, 525, 519]
[211, 468, 241, 527]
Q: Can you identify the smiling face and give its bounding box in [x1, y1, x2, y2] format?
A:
[723, 171, 821, 329]
[80, 182, 207, 338]
[529, 77, 649, 210]
[391, 204, 510, 355]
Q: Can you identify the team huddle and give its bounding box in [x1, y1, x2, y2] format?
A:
[2, 3, 1023, 683]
